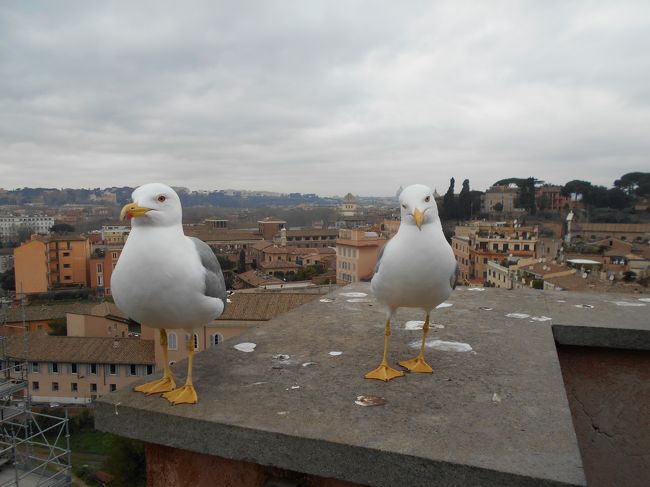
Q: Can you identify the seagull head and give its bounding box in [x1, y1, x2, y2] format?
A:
[120, 183, 182, 228]
[399, 184, 439, 230]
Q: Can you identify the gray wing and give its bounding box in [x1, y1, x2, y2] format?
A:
[374, 241, 390, 274]
[190, 237, 227, 305]
[450, 262, 459, 290]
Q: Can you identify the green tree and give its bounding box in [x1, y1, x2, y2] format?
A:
[237, 249, 246, 273]
[216, 254, 234, 270]
[0, 269, 15, 291]
[48, 318, 67, 336]
[457, 179, 472, 220]
[50, 223, 75, 234]
[442, 178, 456, 220]
[104, 435, 146, 487]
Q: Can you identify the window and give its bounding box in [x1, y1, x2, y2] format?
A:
[32, 381, 39, 391]
[63, 263, 71, 268]
[483, 258, 488, 264]
[71, 383, 78, 392]
[129, 364, 137, 376]
[193, 334, 199, 351]
[112, 252, 118, 260]
[168, 332, 178, 350]
[62, 251, 70, 257]
[97, 275, 103, 286]
[90, 383, 97, 392]
[63, 275, 72, 280]
[31, 362, 39, 373]
[146, 365, 154, 375]
[52, 382, 59, 392]
[109, 364, 117, 375]
[211, 333, 223, 347]
[524, 244, 530, 251]
[71, 363, 78, 374]
[110, 384, 117, 392]
[89, 363, 98, 375]
[50, 363, 59, 374]
[96, 263, 103, 273]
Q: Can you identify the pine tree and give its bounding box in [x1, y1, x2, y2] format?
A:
[442, 178, 456, 220]
[458, 179, 471, 220]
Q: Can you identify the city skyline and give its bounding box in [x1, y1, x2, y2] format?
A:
[2, 2, 649, 194]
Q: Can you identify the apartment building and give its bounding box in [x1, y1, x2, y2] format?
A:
[89, 247, 123, 295]
[101, 225, 130, 246]
[335, 228, 386, 284]
[0, 215, 54, 240]
[14, 235, 91, 297]
[4, 331, 154, 405]
[452, 222, 538, 283]
[480, 185, 520, 214]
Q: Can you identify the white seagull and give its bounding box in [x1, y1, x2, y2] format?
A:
[111, 183, 227, 404]
[367, 184, 458, 381]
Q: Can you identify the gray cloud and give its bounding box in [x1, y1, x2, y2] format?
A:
[1, 1, 649, 196]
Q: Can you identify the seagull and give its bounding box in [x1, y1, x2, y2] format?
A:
[367, 184, 458, 381]
[111, 183, 227, 404]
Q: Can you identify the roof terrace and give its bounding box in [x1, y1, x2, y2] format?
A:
[95, 285, 650, 487]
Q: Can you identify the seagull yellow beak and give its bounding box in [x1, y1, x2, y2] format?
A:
[413, 208, 425, 230]
[120, 202, 152, 221]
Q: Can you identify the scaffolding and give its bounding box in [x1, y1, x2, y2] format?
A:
[0, 299, 71, 487]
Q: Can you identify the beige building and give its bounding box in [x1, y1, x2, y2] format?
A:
[4, 331, 154, 405]
[571, 223, 650, 243]
[336, 229, 386, 284]
[481, 185, 520, 214]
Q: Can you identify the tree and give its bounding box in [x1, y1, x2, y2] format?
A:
[237, 249, 246, 273]
[104, 435, 146, 487]
[457, 179, 472, 220]
[216, 254, 234, 271]
[561, 180, 593, 200]
[0, 269, 15, 291]
[50, 223, 75, 234]
[48, 318, 67, 336]
[442, 178, 456, 220]
[614, 172, 650, 198]
[517, 177, 536, 215]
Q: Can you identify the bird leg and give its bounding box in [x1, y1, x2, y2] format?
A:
[163, 336, 198, 405]
[134, 329, 177, 394]
[365, 319, 404, 381]
[399, 313, 433, 373]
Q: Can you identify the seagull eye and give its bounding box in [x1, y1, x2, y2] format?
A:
[157, 195, 166, 203]
[425, 195, 431, 203]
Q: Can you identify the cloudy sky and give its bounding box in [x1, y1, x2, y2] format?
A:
[1, 1, 648, 196]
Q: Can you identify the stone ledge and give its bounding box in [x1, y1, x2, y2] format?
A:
[96, 285, 649, 486]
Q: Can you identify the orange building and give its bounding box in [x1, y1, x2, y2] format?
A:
[335, 229, 386, 284]
[89, 247, 123, 296]
[14, 235, 91, 297]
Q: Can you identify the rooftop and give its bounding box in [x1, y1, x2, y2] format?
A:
[3, 301, 99, 323]
[4, 331, 154, 364]
[95, 285, 649, 486]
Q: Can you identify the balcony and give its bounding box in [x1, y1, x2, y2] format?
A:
[95, 285, 650, 487]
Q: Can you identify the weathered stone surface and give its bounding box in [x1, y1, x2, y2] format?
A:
[557, 346, 650, 487]
[97, 285, 648, 487]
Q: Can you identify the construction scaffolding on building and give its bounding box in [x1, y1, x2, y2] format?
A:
[0, 298, 71, 487]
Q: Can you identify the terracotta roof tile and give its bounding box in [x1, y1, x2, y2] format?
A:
[4, 332, 154, 364]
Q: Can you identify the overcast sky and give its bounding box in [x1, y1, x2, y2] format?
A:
[1, 1, 649, 196]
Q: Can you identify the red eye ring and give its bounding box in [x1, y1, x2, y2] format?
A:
[157, 195, 166, 203]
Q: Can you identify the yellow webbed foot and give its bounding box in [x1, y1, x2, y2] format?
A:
[133, 375, 176, 394]
[399, 356, 433, 373]
[162, 384, 197, 405]
[365, 363, 405, 382]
